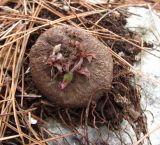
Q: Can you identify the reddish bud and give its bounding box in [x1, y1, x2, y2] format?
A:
[72, 32, 77, 37]
[76, 67, 90, 78]
[75, 41, 81, 49]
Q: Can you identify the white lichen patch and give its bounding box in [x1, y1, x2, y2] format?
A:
[126, 6, 160, 145]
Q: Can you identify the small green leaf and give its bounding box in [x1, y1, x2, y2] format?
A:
[60, 72, 73, 90]
[63, 72, 73, 82]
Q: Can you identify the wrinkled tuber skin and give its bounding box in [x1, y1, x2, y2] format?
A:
[29, 25, 113, 108]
